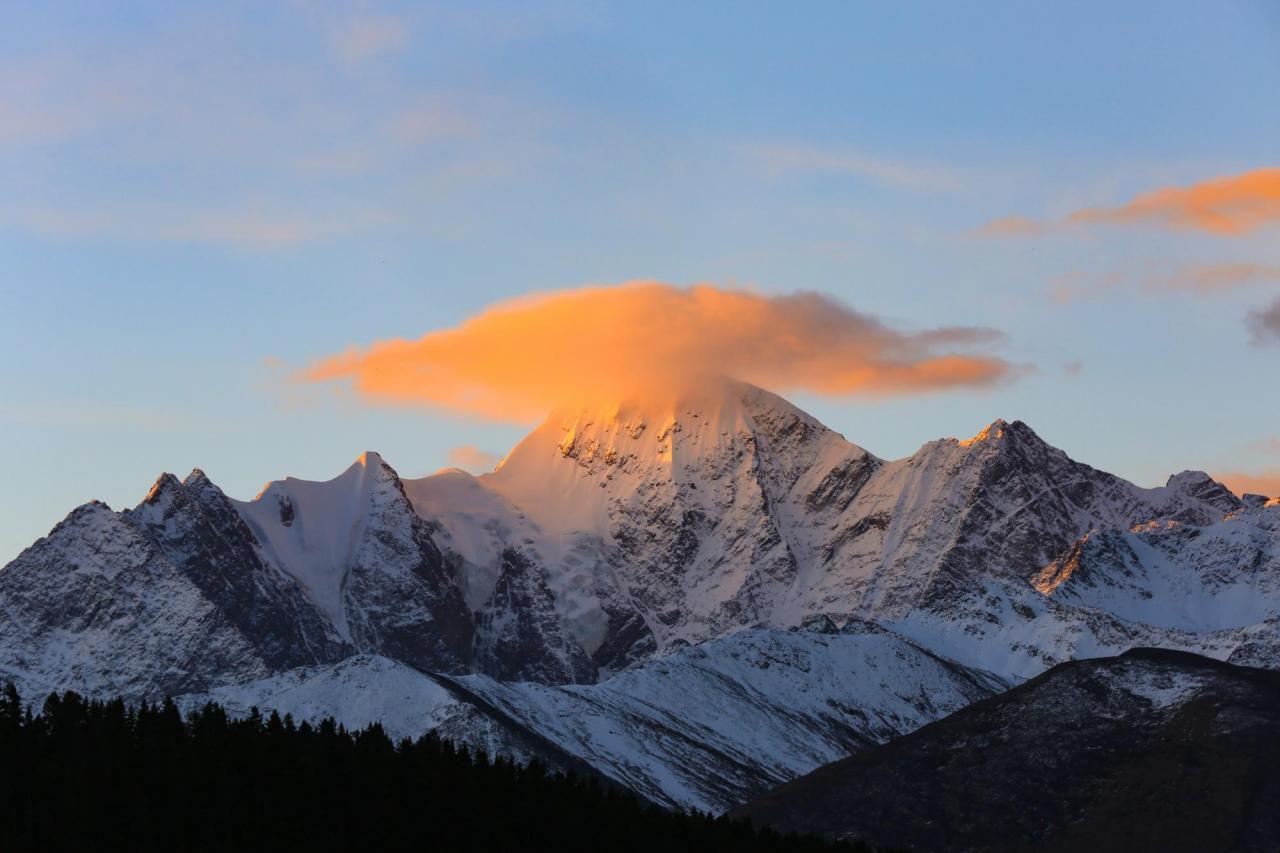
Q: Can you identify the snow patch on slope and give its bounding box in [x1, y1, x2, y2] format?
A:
[181, 654, 462, 740]
[234, 452, 390, 637]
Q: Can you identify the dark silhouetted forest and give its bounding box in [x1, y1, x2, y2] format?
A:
[0, 683, 870, 852]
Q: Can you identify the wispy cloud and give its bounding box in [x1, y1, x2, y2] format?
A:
[1049, 263, 1280, 304]
[975, 215, 1044, 237]
[1250, 436, 1280, 455]
[0, 402, 235, 434]
[331, 15, 410, 64]
[447, 445, 503, 472]
[983, 167, 1280, 237]
[6, 206, 392, 249]
[1247, 296, 1280, 345]
[0, 13, 546, 249]
[738, 143, 961, 191]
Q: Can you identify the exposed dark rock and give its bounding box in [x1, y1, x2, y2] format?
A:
[126, 470, 345, 670]
[473, 549, 597, 684]
[736, 649, 1280, 852]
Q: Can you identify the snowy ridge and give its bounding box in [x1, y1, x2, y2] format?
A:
[177, 625, 1002, 813]
[234, 452, 392, 636]
[408, 389, 1279, 681]
[2, 382, 1279, 811]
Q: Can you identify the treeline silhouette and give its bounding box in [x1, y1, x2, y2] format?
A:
[0, 683, 871, 852]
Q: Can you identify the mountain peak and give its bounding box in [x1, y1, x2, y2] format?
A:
[956, 419, 1051, 455]
[1162, 470, 1240, 514]
[1165, 470, 1216, 488]
[959, 419, 1009, 447]
[142, 472, 182, 505]
[339, 450, 400, 488]
[355, 450, 385, 468]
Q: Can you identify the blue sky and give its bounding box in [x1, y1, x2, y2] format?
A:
[3, 0, 1280, 563]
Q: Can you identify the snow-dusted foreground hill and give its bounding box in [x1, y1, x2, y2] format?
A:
[2, 381, 1278, 810]
[179, 625, 1002, 813]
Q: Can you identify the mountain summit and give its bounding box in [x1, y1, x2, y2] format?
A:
[2, 383, 1277, 699]
[2, 383, 1277, 815]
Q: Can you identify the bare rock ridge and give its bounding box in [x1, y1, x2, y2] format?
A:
[3, 383, 1277, 700]
[1, 382, 1277, 816]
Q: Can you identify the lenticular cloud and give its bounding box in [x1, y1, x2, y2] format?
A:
[301, 282, 1017, 421]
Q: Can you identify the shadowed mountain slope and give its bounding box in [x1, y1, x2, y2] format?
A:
[736, 649, 1280, 852]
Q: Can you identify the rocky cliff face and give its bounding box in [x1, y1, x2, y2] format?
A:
[411, 386, 1279, 682]
[127, 470, 345, 670]
[0, 493, 309, 701]
[1, 383, 1277, 727]
[0, 455, 476, 699]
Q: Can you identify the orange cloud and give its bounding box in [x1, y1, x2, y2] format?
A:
[982, 168, 1280, 237]
[1215, 471, 1280, 499]
[1066, 168, 1280, 235]
[1050, 263, 1280, 304]
[300, 282, 1018, 421]
[447, 445, 502, 472]
[1145, 263, 1280, 295]
[975, 215, 1044, 237]
[1049, 270, 1127, 304]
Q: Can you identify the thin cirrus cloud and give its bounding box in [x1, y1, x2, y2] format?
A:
[1049, 263, 1280, 304]
[0, 14, 529, 249]
[1250, 436, 1280, 455]
[297, 282, 1020, 422]
[5, 207, 392, 249]
[446, 445, 503, 473]
[738, 143, 961, 192]
[1247, 296, 1280, 345]
[981, 167, 1280, 237]
[330, 15, 410, 64]
[976, 216, 1044, 237]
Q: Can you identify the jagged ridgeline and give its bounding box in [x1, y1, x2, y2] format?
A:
[1, 382, 1277, 814]
[0, 683, 865, 853]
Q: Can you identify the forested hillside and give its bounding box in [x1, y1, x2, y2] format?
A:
[0, 684, 868, 852]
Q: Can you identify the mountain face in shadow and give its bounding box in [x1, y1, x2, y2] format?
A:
[736, 648, 1280, 852]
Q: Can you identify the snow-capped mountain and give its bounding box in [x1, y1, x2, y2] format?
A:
[0, 454, 473, 700]
[232, 451, 474, 674]
[407, 382, 877, 676]
[411, 383, 1279, 681]
[177, 623, 1002, 813]
[2, 381, 1277, 811]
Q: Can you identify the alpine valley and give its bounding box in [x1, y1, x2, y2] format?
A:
[3, 382, 1278, 815]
